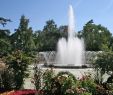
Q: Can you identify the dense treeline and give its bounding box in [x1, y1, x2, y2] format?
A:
[0, 15, 113, 90]
[0, 16, 113, 56]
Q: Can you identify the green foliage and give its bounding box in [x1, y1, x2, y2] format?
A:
[34, 20, 62, 51]
[11, 15, 35, 52]
[0, 24, 11, 56]
[80, 92, 92, 95]
[24, 27, 36, 51]
[43, 20, 57, 32]
[81, 20, 112, 51]
[34, 69, 78, 95]
[0, 67, 15, 90]
[34, 69, 113, 95]
[3, 50, 32, 90]
[37, 31, 62, 51]
[42, 69, 55, 91]
[33, 19, 113, 52]
[0, 17, 11, 27]
[33, 20, 69, 51]
[0, 38, 11, 56]
[34, 64, 43, 90]
[1, 16, 113, 53]
[58, 25, 68, 38]
[94, 52, 113, 73]
[78, 75, 96, 94]
[93, 51, 113, 85]
[56, 71, 77, 95]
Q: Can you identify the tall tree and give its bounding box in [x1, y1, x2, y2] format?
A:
[0, 17, 11, 56]
[36, 20, 61, 51]
[58, 25, 68, 38]
[33, 30, 42, 50]
[82, 20, 112, 51]
[24, 27, 36, 51]
[11, 15, 35, 52]
[43, 20, 57, 32]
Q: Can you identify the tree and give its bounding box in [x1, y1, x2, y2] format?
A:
[43, 20, 57, 32]
[11, 15, 35, 52]
[94, 52, 113, 73]
[24, 27, 36, 51]
[0, 17, 11, 27]
[93, 52, 113, 83]
[36, 20, 62, 51]
[0, 17, 11, 56]
[82, 20, 112, 51]
[109, 36, 113, 51]
[58, 25, 68, 38]
[33, 30, 42, 50]
[37, 31, 61, 51]
[4, 50, 32, 90]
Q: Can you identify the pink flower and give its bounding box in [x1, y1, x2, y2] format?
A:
[9, 89, 38, 95]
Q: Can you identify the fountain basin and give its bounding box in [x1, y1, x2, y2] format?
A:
[43, 64, 91, 69]
[41, 65, 94, 79]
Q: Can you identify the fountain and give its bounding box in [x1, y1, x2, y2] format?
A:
[55, 5, 85, 68]
[37, 5, 94, 78]
[39, 5, 94, 69]
[24, 5, 98, 89]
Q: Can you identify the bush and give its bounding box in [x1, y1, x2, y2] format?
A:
[56, 71, 77, 95]
[34, 65, 43, 90]
[78, 75, 96, 94]
[93, 51, 113, 84]
[34, 68, 113, 95]
[3, 50, 32, 90]
[93, 51, 113, 74]
[42, 68, 55, 95]
[0, 67, 15, 91]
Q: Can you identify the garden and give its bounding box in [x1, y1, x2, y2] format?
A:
[1, 3, 113, 94]
[1, 61, 113, 95]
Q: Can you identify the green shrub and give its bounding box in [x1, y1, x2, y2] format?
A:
[3, 50, 32, 90]
[34, 69, 113, 95]
[42, 68, 55, 94]
[79, 75, 96, 94]
[55, 71, 77, 95]
[93, 51, 113, 84]
[93, 52, 113, 74]
[34, 65, 42, 90]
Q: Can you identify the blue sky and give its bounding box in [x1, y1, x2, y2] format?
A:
[0, 0, 113, 33]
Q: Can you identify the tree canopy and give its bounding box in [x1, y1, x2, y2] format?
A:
[11, 15, 35, 52]
[0, 17, 113, 55]
[80, 20, 112, 51]
[1, 16, 113, 91]
[0, 17, 11, 56]
[35, 20, 62, 51]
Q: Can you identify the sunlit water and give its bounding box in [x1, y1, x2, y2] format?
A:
[56, 5, 85, 66]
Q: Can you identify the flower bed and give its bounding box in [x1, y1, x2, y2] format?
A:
[33, 69, 113, 95]
[0, 89, 42, 95]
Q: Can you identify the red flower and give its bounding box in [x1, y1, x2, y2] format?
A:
[9, 89, 39, 95]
